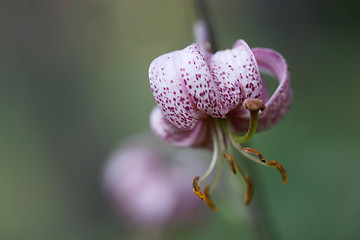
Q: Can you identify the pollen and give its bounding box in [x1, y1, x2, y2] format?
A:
[244, 176, 253, 205]
[224, 153, 236, 174]
[267, 160, 288, 184]
[192, 176, 217, 211]
[243, 147, 266, 163]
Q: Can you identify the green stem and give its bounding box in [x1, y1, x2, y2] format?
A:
[193, 0, 218, 52]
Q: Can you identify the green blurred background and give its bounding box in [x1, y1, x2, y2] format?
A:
[1, 0, 360, 239]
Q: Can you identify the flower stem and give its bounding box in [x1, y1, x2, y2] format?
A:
[193, 0, 218, 52]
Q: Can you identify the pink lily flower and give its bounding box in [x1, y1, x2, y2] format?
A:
[149, 41, 291, 147]
[148, 22, 292, 209]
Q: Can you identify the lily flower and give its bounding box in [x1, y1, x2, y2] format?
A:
[148, 24, 292, 210]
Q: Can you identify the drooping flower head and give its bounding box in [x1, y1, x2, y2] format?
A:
[148, 21, 292, 210]
[103, 134, 207, 228]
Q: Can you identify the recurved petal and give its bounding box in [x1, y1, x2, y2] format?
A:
[210, 40, 262, 114]
[149, 44, 222, 130]
[231, 40, 263, 100]
[254, 48, 292, 130]
[232, 48, 292, 132]
[150, 107, 208, 148]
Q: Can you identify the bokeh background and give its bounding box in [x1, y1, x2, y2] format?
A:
[1, 0, 360, 239]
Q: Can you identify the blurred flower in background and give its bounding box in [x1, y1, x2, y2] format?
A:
[103, 134, 208, 236]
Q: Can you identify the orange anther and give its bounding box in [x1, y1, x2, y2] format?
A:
[243, 147, 266, 163]
[244, 176, 253, 205]
[267, 160, 287, 184]
[192, 176, 206, 200]
[192, 177, 217, 211]
[224, 153, 236, 174]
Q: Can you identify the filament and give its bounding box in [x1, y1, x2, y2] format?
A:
[232, 156, 253, 204]
[227, 120, 287, 184]
[199, 122, 220, 184]
[209, 153, 223, 193]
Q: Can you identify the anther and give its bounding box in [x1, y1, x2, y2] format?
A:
[232, 157, 254, 205]
[224, 153, 236, 174]
[228, 128, 288, 185]
[192, 176, 217, 211]
[243, 147, 266, 163]
[192, 176, 205, 199]
[267, 161, 288, 184]
[244, 176, 253, 205]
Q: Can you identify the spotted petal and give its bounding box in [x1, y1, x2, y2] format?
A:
[149, 44, 223, 130]
[210, 40, 262, 113]
[231, 48, 292, 132]
[150, 107, 209, 147]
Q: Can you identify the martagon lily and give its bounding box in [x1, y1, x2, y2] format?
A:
[148, 22, 292, 210]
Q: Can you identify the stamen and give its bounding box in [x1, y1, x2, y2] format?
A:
[192, 176, 217, 211]
[224, 153, 236, 174]
[199, 123, 220, 184]
[204, 185, 217, 211]
[206, 119, 226, 193]
[243, 147, 266, 163]
[232, 158, 253, 204]
[232, 98, 265, 143]
[214, 119, 226, 153]
[244, 176, 253, 205]
[192, 176, 206, 200]
[267, 160, 288, 184]
[228, 124, 263, 164]
[227, 121, 287, 184]
[209, 153, 223, 193]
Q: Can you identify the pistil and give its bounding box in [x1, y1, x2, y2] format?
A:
[232, 98, 265, 143]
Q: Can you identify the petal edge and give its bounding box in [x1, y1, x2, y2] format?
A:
[150, 107, 208, 147]
[253, 48, 292, 131]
